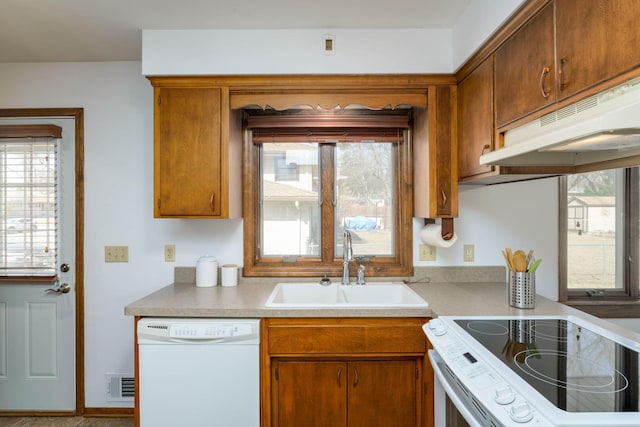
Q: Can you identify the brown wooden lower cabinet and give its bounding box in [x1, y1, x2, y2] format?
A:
[275, 361, 346, 427]
[262, 317, 431, 427]
[273, 359, 418, 427]
[347, 360, 418, 427]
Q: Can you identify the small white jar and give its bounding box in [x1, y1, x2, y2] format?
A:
[196, 255, 218, 287]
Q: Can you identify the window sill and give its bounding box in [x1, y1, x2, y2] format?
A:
[564, 299, 640, 318]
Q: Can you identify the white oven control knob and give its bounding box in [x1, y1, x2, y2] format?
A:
[428, 319, 447, 336]
[509, 402, 534, 423]
[494, 386, 515, 405]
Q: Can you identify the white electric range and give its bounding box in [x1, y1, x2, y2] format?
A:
[424, 316, 640, 426]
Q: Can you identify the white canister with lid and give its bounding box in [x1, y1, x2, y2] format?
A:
[196, 255, 218, 287]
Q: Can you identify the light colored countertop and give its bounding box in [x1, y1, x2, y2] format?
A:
[125, 280, 567, 318]
[124, 268, 640, 343]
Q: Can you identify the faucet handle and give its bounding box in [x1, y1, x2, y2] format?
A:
[356, 264, 366, 285]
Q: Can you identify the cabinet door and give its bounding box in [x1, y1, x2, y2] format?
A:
[458, 58, 495, 180]
[414, 85, 458, 218]
[495, 2, 555, 128]
[155, 87, 222, 217]
[275, 361, 347, 427]
[556, 0, 640, 100]
[347, 361, 418, 427]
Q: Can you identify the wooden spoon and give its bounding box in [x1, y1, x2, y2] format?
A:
[512, 250, 528, 272]
[505, 247, 514, 271]
[502, 249, 514, 271]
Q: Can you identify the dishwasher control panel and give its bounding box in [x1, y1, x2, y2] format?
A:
[137, 318, 260, 343]
[169, 323, 252, 338]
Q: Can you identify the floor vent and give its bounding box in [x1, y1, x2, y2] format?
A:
[106, 374, 135, 401]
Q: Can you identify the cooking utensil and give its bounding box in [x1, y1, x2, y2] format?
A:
[505, 247, 514, 270]
[528, 258, 542, 273]
[502, 249, 514, 271]
[512, 250, 528, 272]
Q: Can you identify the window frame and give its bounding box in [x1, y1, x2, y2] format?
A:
[559, 169, 640, 317]
[242, 110, 413, 278]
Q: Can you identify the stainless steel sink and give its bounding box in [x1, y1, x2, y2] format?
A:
[264, 281, 429, 308]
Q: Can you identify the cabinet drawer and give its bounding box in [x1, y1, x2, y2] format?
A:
[266, 318, 428, 355]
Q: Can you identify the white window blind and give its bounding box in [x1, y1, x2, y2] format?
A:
[0, 136, 58, 277]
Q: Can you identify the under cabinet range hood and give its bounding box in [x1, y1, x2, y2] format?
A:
[480, 77, 640, 168]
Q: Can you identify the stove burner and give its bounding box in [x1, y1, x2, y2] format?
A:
[531, 320, 569, 343]
[514, 350, 630, 394]
[465, 320, 509, 336]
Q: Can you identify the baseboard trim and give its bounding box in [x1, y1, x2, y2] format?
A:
[83, 407, 134, 418]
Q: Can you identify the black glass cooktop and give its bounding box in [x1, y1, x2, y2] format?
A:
[454, 319, 639, 413]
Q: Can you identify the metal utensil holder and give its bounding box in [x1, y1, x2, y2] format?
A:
[509, 271, 535, 309]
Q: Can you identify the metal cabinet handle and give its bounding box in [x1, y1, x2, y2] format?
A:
[209, 192, 215, 211]
[352, 367, 359, 387]
[539, 66, 551, 99]
[337, 367, 342, 387]
[441, 189, 447, 209]
[559, 58, 568, 90]
[481, 144, 491, 155]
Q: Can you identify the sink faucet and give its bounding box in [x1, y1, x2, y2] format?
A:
[342, 230, 353, 285]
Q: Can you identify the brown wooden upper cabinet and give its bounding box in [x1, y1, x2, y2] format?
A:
[152, 83, 241, 218]
[495, 2, 555, 128]
[414, 85, 458, 218]
[495, 0, 640, 129]
[149, 75, 456, 219]
[458, 58, 495, 181]
[555, 0, 640, 101]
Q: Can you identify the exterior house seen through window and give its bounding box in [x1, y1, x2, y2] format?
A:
[560, 168, 640, 317]
[0, 125, 60, 279]
[243, 109, 413, 278]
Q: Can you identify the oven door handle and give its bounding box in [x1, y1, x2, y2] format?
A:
[428, 350, 485, 427]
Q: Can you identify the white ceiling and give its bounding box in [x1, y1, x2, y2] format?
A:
[0, 0, 472, 63]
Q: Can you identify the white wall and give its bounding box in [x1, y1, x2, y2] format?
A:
[413, 178, 560, 301]
[142, 29, 454, 75]
[141, 0, 527, 76]
[452, 0, 525, 70]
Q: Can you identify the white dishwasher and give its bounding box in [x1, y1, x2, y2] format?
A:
[137, 318, 260, 427]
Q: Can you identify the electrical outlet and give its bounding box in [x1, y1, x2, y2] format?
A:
[105, 245, 128, 263]
[164, 244, 176, 262]
[463, 244, 475, 262]
[419, 244, 436, 261]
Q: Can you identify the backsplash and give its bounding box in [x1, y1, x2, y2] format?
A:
[174, 265, 507, 285]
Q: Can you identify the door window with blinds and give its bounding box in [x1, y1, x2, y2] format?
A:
[243, 109, 413, 277]
[0, 125, 60, 278]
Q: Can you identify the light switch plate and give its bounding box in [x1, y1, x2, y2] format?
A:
[105, 245, 128, 263]
[419, 244, 436, 261]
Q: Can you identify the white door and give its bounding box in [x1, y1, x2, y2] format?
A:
[0, 117, 76, 410]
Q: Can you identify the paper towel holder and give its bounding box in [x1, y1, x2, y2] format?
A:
[423, 218, 455, 241]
